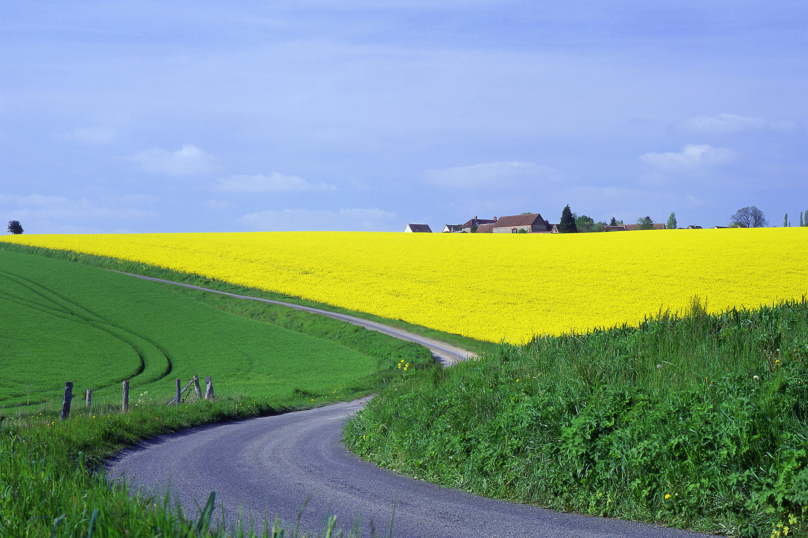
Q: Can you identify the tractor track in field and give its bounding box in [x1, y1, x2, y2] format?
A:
[108, 273, 710, 538]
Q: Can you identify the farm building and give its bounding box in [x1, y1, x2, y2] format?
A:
[442, 224, 463, 233]
[461, 216, 497, 232]
[472, 214, 556, 233]
[607, 223, 667, 231]
[492, 213, 550, 233]
[404, 224, 432, 233]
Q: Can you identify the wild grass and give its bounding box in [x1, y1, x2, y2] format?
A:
[344, 298, 808, 537]
[1, 395, 395, 537]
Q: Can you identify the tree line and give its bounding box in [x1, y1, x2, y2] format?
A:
[556, 205, 805, 233]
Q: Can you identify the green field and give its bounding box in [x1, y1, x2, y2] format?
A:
[0, 248, 433, 409]
[1, 247, 439, 537]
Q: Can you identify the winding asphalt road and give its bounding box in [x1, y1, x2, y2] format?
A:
[108, 274, 709, 537]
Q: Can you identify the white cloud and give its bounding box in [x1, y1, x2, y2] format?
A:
[238, 207, 397, 231]
[679, 114, 798, 134]
[425, 161, 563, 189]
[0, 194, 156, 221]
[639, 144, 736, 169]
[54, 126, 115, 144]
[213, 173, 337, 193]
[133, 144, 218, 176]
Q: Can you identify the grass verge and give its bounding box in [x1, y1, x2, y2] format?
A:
[344, 298, 808, 538]
[2, 394, 394, 537]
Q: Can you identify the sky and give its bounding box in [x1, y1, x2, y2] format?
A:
[1, 1, 806, 234]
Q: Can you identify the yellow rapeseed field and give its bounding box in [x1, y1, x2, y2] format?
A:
[2, 229, 806, 343]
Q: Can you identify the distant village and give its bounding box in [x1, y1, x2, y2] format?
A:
[404, 213, 714, 233]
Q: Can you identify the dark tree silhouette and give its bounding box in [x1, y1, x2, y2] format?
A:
[730, 206, 768, 228]
[7, 220, 23, 234]
[559, 205, 577, 233]
[636, 216, 655, 230]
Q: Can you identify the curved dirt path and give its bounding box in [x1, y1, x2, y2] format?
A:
[108, 399, 708, 538]
[122, 273, 474, 367]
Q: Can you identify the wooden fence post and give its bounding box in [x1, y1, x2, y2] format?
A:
[122, 380, 129, 412]
[204, 376, 215, 400]
[193, 375, 202, 399]
[61, 382, 73, 421]
[86, 389, 92, 412]
[175, 379, 181, 407]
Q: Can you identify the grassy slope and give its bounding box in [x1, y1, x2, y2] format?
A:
[1, 248, 440, 537]
[345, 301, 808, 538]
[0, 249, 436, 408]
[0, 242, 494, 356]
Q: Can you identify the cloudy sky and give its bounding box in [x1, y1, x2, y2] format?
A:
[1, 1, 806, 233]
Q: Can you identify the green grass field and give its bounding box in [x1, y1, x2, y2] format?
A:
[1, 246, 440, 537]
[0, 249, 433, 410]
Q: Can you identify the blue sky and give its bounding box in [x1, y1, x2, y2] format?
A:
[1, 1, 806, 233]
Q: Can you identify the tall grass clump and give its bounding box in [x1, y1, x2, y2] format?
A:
[345, 298, 808, 537]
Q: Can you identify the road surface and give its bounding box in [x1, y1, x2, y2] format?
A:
[109, 273, 709, 537]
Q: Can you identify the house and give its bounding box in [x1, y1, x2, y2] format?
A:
[624, 223, 667, 231]
[404, 224, 432, 233]
[492, 213, 549, 233]
[713, 226, 727, 229]
[475, 223, 496, 233]
[604, 225, 628, 232]
[442, 224, 463, 233]
[687, 225, 703, 229]
[461, 216, 497, 233]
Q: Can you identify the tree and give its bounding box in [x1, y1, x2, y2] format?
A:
[801, 211, 804, 227]
[609, 217, 617, 226]
[730, 206, 768, 228]
[574, 214, 595, 233]
[559, 205, 577, 233]
[784, 213, 790, 227]
[666, 212, 677, 230]
[7, 220, 23, 234]
[636, 216, 654, 230]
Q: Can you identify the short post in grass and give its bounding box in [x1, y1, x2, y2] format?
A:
[86, 389, 92, 412]
[175, 379, 181, 407]
[122, 380, 129, 412]
[61, 382, 73, 421]
[193, 375, 202, 399]
[204, 376, 215, 400]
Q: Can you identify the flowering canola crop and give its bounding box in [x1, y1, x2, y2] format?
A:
[3, 229, 807, 343]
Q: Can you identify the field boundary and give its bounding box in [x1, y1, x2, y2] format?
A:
[116, 271, 476, 367]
